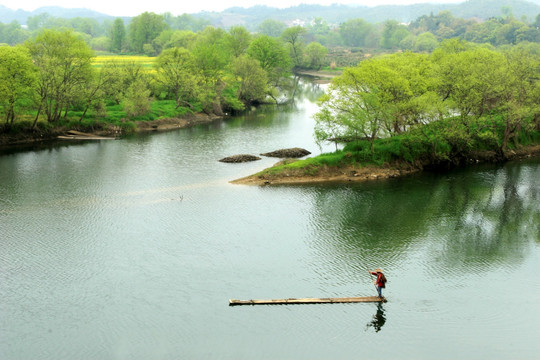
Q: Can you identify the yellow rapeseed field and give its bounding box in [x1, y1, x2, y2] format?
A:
[92, 55, 157, 73]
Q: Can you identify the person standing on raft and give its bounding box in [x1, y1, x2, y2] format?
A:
[370, 268, 387, 299]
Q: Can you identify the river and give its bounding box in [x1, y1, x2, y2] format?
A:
[0, 78, 539, 359]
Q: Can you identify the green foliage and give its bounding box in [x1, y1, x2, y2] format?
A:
[123, 78, 152, 118]
[0, 45, 37, 127]
[316, 41, 540, 164]
[303, 42, 328, 70]
[339, 19, 373, 47]
[109, 18, 126, 53]
[231, 55, 268, 104]
[191, 27, 230, 79]
[380, 20, 409, 49]
[128, 12, 169, 53]
[163, 13, 211, 32]
[227, 26, 251, 57]
[220, 84, 245, 113]
[26, 29, 95, 124]
[257, 19, 286, 37]
[154, 47, 200, 110]
[414, 32, 439, 52]
[281, 26, 307, 68]
[247, 35, 291, 83]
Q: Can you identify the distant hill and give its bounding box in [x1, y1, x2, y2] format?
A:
[0, 5, 113, 24]
[1, 0, 539, 26]
[204, 0, 540, 28]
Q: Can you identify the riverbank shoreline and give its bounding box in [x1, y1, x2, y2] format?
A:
[293, 69, 341, 83]
[0, 113, 222, 147]
[231, 144, 540, 186]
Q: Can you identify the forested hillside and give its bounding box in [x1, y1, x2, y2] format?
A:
[205, 0, 540, 28]
[1, 0, 539, 26]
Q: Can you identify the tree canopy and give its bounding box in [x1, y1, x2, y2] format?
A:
[315, 41, 540, 155]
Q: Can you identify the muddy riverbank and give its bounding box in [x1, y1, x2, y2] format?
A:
[0, 113, 222, 147]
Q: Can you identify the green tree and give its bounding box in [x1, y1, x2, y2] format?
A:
[380, 20, 408, 49]
[391, 27, 411, 48]
[99, 61, 144, 105]
[281, 26, 307, 68]
[304, 42, 328, 70]
[109, 18, 126, 53]
[191, 27, 232, 115]
[27, 13, 51, 31]
[128, 12, 168, 53]
[315, 52, 442, 151]
[70, 17, 100, 37]
[247, 35, 291, 82]
[1, 21, 29, 45]
[379, 52, 442, 131]
[72, 66, 112, 122]
[191, 27, 230, 79]
[154, 47, 200, 110]
[164, 13, 210, 32]
[463, 19, 501, 45]
[227, 26, 251, 58]
[400, 34, 416, 50]
[90, 36, 111, 51]
[231, 55, 268, 105]
[257, 19, 286, 37]
[26, 29, 95, 123]
[306, 17, 331, 44]
[433, 45, 507, 126]
[123, 78, 151, 118]
[414, 32, 439, 52]
[339, 19, 372, 47]
[315, 65, 394, 152]
[0, 46, 37, 128]
[169, 30, 197, 49]
[498, 48, 540, 152]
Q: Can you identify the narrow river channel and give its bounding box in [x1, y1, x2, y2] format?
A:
[0, 78, 539, 359]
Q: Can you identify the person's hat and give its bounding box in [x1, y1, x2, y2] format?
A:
[374, 268, 383, 273]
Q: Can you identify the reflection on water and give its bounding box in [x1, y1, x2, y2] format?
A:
[366, 303, 386, 333]
[306, 159, 540, 279]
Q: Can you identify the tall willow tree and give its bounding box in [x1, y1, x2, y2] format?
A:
[26, 29, 94, 123]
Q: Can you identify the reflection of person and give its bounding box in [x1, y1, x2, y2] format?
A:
[366, 303, 386, 333]
[370, 268, 387, 299]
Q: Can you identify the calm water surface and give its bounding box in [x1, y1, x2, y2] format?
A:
[1, 79, 539, 359]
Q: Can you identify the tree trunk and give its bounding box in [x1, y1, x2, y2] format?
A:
[212, 97, 224, 116]
[79, 105, 90, 122]
[32, 102, 43, 129]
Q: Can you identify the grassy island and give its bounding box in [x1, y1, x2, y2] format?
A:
[234, 40, 540, 185]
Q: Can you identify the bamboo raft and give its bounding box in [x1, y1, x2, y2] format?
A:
[229, 296, 386, 306]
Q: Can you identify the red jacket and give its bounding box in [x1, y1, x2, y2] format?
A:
[371, 272, 386, 288]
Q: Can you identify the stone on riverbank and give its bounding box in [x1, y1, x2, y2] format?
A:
[219, 154, 261, 163]
[261, 147, 311, 158]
